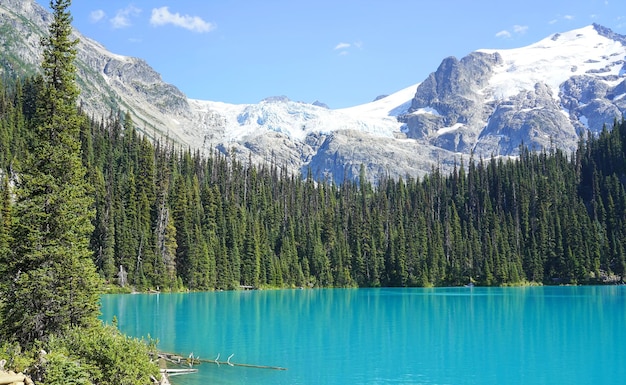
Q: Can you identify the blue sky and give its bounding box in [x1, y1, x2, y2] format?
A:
[37, 0, 626, 108]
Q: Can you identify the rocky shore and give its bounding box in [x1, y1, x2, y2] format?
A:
[0, 370, 34, 385]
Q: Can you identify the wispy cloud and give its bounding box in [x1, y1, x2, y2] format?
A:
[89, 9, 106, 23]
[548, 14, 577, 26]
[111, 5, 141, 29]
[513, 25, 528, 34]
[495, 25, 528, 39]
[334, 41, 363, 56]
[495, 30, 512, 39]
[150, 7, 215, 33]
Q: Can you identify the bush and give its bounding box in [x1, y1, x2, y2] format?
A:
[45, 324, 160, 385]
[0, 341, 36, 373]
[40, 350, 94, 385]
[1, 323, 160, 385]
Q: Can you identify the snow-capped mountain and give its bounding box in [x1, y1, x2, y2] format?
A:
[1, 0, 625, 184]
[189, 23, 626, 182]
[401, 24, 626, 158]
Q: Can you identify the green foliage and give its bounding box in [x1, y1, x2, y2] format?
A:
[0, 0, 102, 347]
[0, 341, 37, 374]
[0, 324, 160, 385]
[45, 324, 160, 385]
[39, 350, 94, 385]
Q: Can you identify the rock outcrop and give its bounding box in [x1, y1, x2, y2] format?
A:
[0, 372, 34, 385]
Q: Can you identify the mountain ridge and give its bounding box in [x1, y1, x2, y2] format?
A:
[1, 0, 625, 183]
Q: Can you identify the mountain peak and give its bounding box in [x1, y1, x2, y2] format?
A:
[592, 23, 626, 46]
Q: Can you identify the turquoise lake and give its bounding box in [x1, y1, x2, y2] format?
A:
[100, 286, 626, 385]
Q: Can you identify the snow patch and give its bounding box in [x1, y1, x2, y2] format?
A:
[411, 107, 441, 116]
[339, 83, 418, 118]
[437, 123, 463, 136]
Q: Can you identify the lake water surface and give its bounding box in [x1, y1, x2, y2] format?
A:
[100, 286, 626, 385]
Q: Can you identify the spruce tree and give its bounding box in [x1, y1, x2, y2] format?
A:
[0, 0, 102, 345]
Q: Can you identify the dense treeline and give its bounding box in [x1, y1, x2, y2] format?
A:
[1, 78, 625, 290]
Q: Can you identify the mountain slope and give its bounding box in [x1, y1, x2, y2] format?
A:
[0, 0, 193, 144]
[1, 0, 625, 183]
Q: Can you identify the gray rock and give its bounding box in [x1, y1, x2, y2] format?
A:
[400, 52, 503, 152]
[477, 83, 578, 156]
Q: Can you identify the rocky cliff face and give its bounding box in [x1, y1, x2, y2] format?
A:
[476, 82, 578, 155]
[0, 0, 49, 77]
[0, 0, 194, 144]
[400, 52, 503, 152]
[2, 1, 625, 184]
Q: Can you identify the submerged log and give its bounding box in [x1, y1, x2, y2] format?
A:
[160, 368, 198, 376]
[158, 352, 287, 371]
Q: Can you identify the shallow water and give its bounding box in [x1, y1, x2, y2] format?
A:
[100, 286, 626, 385]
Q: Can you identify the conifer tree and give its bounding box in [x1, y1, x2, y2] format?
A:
[0, 0, 102, 345]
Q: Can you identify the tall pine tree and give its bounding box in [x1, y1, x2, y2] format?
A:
[0, 0, 102, 345]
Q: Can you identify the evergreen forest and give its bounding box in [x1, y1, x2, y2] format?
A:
[2, 78, 625, 290]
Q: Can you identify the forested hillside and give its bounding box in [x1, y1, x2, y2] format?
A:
[1, 77, 625, 289]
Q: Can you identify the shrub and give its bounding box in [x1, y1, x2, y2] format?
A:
[46, 324, 160, 385]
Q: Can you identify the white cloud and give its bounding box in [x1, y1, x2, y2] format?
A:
[495, 30, 512, 38]
[550, 14, 577, 25]
[334, 41, 363, 56]
[496, 25, 528, 39]
[111, 5, 141, 29]
[89, 9, 105, 23]
[513, 25, 528, 34]
[150, 7, 215, 33]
